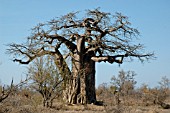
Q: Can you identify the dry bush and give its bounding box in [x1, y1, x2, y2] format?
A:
[96, 83, 116, 106]
[139, 77, 170, 109]
[109, 70, 137, 106]
[96, 73, 170, 112]
[0, 93, 54, 113]
[0, 80, 13, 103]
[0, 96, 33, 113]
[28, 56, 63, 108]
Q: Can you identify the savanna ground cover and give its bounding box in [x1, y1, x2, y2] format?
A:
[0, 70, 170, 113]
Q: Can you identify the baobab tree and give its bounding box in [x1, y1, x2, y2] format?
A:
[7, 9, 154, 104]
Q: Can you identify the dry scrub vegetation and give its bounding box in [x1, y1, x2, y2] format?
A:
[0, 70, 170, 113]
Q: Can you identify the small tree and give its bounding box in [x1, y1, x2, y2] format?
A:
[110, 70, 137, 105]
[111, 70, 136, 95]
[157, 76, 170, 108]
[159, 76, 170, 91]
[28, 56, 63, 107]
[158, 76, 170, 102]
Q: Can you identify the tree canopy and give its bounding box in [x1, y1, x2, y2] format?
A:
[7, 9, 153, 65]
[7, 8, 154, 104]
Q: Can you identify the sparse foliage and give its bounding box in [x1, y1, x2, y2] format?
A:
[138, 77, 170, 109]
[110, 70, 137, 96]
[28, 56, 63, 107]
[159, 76, 170, 90]
[156, 76, 170, 109]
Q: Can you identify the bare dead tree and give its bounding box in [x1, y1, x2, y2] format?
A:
[6, 8, 154, 104]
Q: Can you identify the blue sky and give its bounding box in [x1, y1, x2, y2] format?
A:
[0, 0, 170, 87]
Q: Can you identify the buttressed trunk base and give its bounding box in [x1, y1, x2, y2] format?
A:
[63, 53, 96, 104]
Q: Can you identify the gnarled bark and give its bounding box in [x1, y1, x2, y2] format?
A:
[84, 53, 96, 104]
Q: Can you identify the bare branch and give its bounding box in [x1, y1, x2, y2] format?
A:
[91, 55, 125, 64]
[0, 79, 13, 103]
[45, 34, 76, 53]
[0, 76, 34, 103]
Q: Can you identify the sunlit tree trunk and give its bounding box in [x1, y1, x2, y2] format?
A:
[63, 37, 96, 104]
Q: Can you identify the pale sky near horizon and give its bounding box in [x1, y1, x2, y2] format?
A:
[0, 0, 170, 88]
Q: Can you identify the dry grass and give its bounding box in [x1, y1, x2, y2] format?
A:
[1, 96, 170, 113]
[0, 90, 170, 113]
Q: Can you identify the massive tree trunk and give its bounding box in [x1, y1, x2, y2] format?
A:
[84, 52, 96, 104]
[63, 54, 96, 104]
[63, 35, 96, 104]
